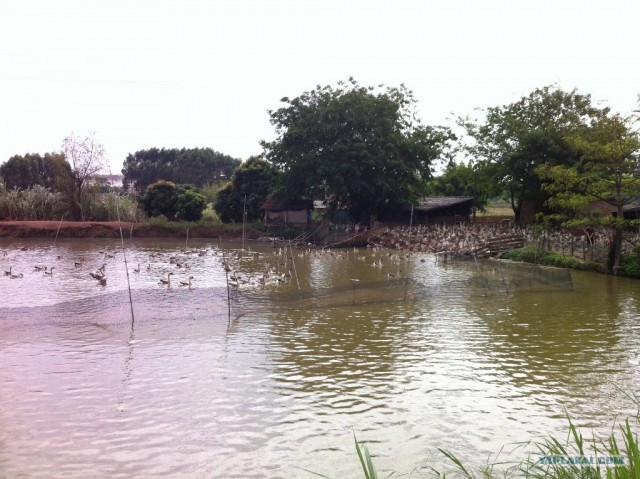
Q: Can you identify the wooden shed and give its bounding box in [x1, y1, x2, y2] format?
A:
[414, 196, 474, 224]
[261, 199, 313, 226]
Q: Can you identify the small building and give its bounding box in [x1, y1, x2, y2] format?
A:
[93, 174, 124, 189]
[624, 204, 640, 221]
[584, 200, 640, 221]
[413, 196, 474, 224]
[261, 199, 314, 226]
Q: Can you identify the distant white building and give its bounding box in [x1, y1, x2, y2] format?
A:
[93, 174, 124, 188]
[91, 174, 136, 194]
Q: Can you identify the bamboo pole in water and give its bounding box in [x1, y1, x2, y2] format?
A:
[242, 195, 247, 251]
[116, 205, 135, 323]
[473, 254, 489, 297]
[221, 242, 231, 324]
[404, 205, 414, 301]
[288, 240, 300, 292]
[54, 214, 65, 245]
[500, 263, 509, 295]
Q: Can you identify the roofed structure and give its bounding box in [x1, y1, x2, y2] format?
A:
[413, 196, 474, 224]
[261, 199, 314, 225]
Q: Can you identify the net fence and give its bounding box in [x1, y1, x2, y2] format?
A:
[223, 259, 574, 318]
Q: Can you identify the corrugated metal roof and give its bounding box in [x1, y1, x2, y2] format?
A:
[415, 196, 474, 212]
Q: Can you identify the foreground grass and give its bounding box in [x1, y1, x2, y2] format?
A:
[315, 414, 640, 478]
[311, 393, 640, 478]
[438, 416, 640, 479]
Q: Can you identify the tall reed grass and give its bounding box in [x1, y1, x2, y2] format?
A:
[0, 185, 143, 221]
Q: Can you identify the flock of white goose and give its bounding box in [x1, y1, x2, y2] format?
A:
[1, 240, 421, 295]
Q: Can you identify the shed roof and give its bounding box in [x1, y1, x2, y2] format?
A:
[415, 196, 474, 212]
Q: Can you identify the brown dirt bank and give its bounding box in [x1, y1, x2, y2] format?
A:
[0, 221, 261, 239]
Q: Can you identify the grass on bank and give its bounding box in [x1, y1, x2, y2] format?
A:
[504, 245, 640, 278]
[502, 246, 601, 271]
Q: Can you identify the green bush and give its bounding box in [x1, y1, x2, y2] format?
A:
[504, 247, 600, 271]
[175, 187, 207, 222]
[200, 206, 220, 223]
[621, 254, 640, 278]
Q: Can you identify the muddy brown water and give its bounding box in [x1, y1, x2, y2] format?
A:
[1, 238, 639, 477]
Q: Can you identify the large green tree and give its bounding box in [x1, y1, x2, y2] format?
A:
[426, 159, 499, 213]
[214, 156, 279, 223]
[460, 85, 608, 223]
[122, 147, 241, 193]
[538, 114, 640, 273]
[261, 78, 455, 225]
[140, 180, 207, 221]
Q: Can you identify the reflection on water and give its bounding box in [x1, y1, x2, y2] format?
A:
[1, 238, 640, 478]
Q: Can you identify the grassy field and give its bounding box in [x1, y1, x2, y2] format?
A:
[477, 200, 515, 218]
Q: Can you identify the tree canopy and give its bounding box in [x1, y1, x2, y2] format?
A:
[0, 152, 73, 191]
[538, 114, 640, 272]
[122, 147, 241, 193]
[214, 156, 279, 223]
[261, 78, 455, 225]
[140, 180, 207, 221]
[426, 159, 498, 212]
[62, 132, 109, 220]
[460, 85, 608, 223]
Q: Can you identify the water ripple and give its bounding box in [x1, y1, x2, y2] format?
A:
[1, 241, 640, 477]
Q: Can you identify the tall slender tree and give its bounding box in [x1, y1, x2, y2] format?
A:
[538, 114, 640, 273]
[62, 132, 108, 220]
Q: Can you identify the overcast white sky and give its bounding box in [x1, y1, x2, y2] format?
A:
[1, 0, 639, 174]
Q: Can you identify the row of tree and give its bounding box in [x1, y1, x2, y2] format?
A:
[212, 80, 639, 274]
[1, 80, 638, 273]
[0, 133, 112, 220]
[121, 147, 241, 192]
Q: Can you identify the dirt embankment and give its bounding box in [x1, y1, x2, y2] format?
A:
[0, 221, 259, 239]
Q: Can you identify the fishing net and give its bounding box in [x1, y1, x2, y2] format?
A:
[470, 260, 574, 295]
[232, 277, 414, 312]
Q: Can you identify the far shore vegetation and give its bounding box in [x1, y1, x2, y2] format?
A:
[0, 81, 639, 277]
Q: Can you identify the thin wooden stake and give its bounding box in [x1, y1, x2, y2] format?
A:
[117, 205, 135, 323]
[54, 214, 65, 245]
[288, 240, 300, 291]
[222, 246, 231, 324]
[242, 194, 247, 251]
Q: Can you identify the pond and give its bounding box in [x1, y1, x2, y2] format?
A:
[1, 238, 639, 478]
